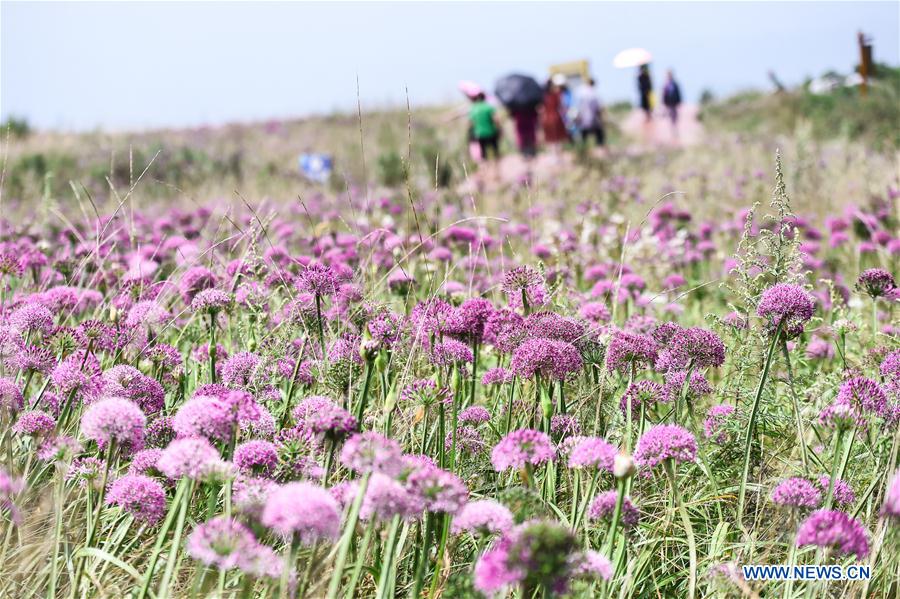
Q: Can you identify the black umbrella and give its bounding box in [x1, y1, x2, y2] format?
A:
[494, 73, 544, 110]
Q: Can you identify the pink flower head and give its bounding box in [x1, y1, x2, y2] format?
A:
[619, 381, 667, 417]
[157, 437, 221, 480]
[771, 478, 821, 509]
[588, 491, 639, 528]
[106, 474, 167, 523]
[703, 404, 736, 444]
[261, 482, 340, 543]
[634, 424, 697, 468]
[606, 331, 658, 372]
[491, 429, 555, 472]
[795, 509, 869, 560]
[81, 397, 146, 453]
[452, 499, 514, 536]
[187, 516, 259, 570]
[233, 440, 279, 477]
[339, 432, 403, 476]
[882, 468, 900, 519]
[12, 410, 55, 437]
[510, 338, 582, 381]
[836, 377, 888, 417]
[855, 268, 896, 298]
[567, 436, 616, 471]
[756, 283, 815, 338]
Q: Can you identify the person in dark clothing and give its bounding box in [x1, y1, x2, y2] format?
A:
[662, 70, 682, 128]
[637, 64, 653, 122]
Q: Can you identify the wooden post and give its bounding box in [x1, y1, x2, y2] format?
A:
[858, 31, 873, 97]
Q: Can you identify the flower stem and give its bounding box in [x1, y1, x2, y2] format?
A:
[157, 478, 195, 599]
[665, 460, 696, 599]
[326, 473, 370, 599]
[737, 321, 783, 527]
[780, 340, 810, 475]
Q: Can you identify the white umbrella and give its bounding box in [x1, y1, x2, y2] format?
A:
[613, 48, 653, 69]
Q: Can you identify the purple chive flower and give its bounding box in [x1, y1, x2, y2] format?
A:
[292, 396, 357, 441]
[818, 400, 865, 431]
[571, 550, 613, 582]
[157, 437, 221, 480]
[9, 303, 53, 334]
[452, 500, 514, 536]
[459, 405, 491, 425]
[882, 469, 900, 519]
[549, 414, 581, 439]
[66, 457, 104, 489]
[220, 352, 262, 389]
[605, 331, 658, 372]
[234, 440, 279, 477]
[502, 266, 547, 310]
[816, 475, 856, 508]
[173, 396, 235, 442]
[567, 437, 616, 471]
[445, 297, 495, 344]
[101, 365, 165, 414]
[358, 473, 422, 522]
[704, 404, 736, 444]
[510, 338, 582, 381]
[655, 326, 725, 371]
[855, 268, 896, 298]
[771, 478, 822, 509]
[447, 426, 486, 455]
[187, 516, 259, 570]
[524, 312, 585, 344]
[619, 381, 667, 417]
[190, 289, 233, 313]
[482, 367, 514, 386]
[836, 377, 888, 417]
[180, 266, 218, 303]
[399, 379, 451, 407]
[128, 448, 163, 477]
[233, 472, 277, 517]
[37, 435, 82, 463]
[579, 302, 611, 324]
[12, 410, 55, 437]
[473, 536, 522, 596]
[339, 432, 403, 476]
[491, 429, 555, 472]
[106, 474, 167, 523]
[881, 349, 900, 381]
[10, 345, 55, 375]
[297, 263, 339, 297]
[484, 309, 526, 354]
[145, 417, 176, 449]
[805, 337, 834, 360]
[431, 339, 474, 365]
[664, 370, 713, 401]
[406, 465, 468, 514]
[81, 397, 146, 453]
[588, 491, 639, 528]
[634, 424, 697, 468]
[795, 510, 869, 560]
[261, 481, 340, 542]
[756, 283, 815, 338]
[0, 378, 24, 417]
[0, 467, 24, 523]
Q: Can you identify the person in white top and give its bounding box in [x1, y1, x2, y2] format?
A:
[574, 78, 605, 147]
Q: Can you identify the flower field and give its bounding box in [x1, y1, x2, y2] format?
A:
[0, 117, 898, 599]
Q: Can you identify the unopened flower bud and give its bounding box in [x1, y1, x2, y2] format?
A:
[613, 452, 635, 479]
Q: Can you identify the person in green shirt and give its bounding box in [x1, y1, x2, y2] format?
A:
[469, 93, 500, 161]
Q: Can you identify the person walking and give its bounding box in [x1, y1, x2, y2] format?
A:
[469, 92, 501, 161]
[510, 105, 539, 158]
[574, 77, 605, 148]
[662, 70, 682, 131]
[637, 64, 653, 122]
[541, 76, 569, 157]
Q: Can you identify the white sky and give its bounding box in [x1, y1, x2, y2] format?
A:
[2, 1, 898, 130]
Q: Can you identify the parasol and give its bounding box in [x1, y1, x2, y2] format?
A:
[494, 73, 544, 110]
[613, 48, 653, 69]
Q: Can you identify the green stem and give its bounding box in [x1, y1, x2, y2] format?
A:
[375, 516, 402, 599]
[345, 520, 376, 597]
[326, 473, 371, 599]
[823, 428, 847, 510]
[137, 477, 189, 599]
[157, 479, 195, 599]
[47, 466, 65, 599]
[427, 514, 450, 599]
[665, 460, 696, 599]
[737, 321, 783, 527]
[781, 340, 809, 475]
[355, 359, 375, 423]
[281, 534, 300, 599]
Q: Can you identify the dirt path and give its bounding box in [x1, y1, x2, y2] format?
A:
[619, 103, 705, 149]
